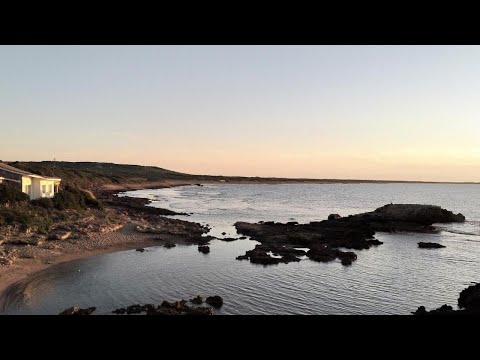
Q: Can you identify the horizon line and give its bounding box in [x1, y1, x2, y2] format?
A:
[7, 160, 480, 185]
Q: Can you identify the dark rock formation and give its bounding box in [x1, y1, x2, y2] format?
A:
[164, 241, 176, 248]
[198, 245, 210, 254]
[458, 283, 480, 311]
[218, 237, 239, 242]
[126, 304, 143, 314]
[413, 282, 480, 315]
[418, 242, 445, 249]
[136, 248, 145, 252]
[237, 244, 306, 265]
[95, 190, 186, 216]
[112, 308, 127, 314]
[234, 204, 463, 266]
[205, 296, 223, 308]
[190, 295, 203, 304]
[59, 306, 96, 315]
[112, 300, 214, 315]
[412, 304, 455, 315]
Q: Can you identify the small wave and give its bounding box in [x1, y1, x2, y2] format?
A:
[442, 229, 480, 236]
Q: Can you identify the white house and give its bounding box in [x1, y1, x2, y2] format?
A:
[0, 163, 61, 200]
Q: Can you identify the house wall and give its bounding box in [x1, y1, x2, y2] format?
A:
[0, 178, 3, 185]
[21, 177, 32, 197]
[29, 178, 57, 199]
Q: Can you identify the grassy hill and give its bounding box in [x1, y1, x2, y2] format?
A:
[7, 161, 477, 190]
[8, 161, 199, 189]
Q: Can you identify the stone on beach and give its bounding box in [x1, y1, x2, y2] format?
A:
[47, 230, 72, 241]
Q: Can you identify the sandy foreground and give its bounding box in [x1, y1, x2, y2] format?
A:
[0, 224, 194, 297]
[0, 181, 211, 300]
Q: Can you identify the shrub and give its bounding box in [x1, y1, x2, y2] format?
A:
[31, 197, 55, 209]
[0, 207, 52, 233]
[52, 186, 104, 211]
[0, 184, 30, 204]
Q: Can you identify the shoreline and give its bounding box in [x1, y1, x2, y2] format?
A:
[0, 181, 211, 304]
[0, 222, 204, 302]
[0, 237, 160, 298]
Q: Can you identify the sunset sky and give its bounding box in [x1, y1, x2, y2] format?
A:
[1, 45, 479, 182]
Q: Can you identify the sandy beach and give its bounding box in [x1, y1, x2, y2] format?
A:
[0, 182, 210, 301]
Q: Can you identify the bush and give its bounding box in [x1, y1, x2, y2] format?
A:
[0, 184, 30, 204]
[0, 207, 52, 233]
[31, 197, 55, 209]
[52, 186, 104, 211]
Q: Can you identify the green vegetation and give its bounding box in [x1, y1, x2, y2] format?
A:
[0, 207, 52, 233]
[0, 185, 104, 234]
[0, 184, 30, 204]
[31, 186, 104, 211]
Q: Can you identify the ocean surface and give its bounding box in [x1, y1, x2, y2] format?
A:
[2, 183, 480, 315]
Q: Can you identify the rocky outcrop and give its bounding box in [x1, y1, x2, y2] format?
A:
[59, 306, 96, 315]
[112, 300, 214, 315]
[164, 241, 176, 248]
[136, 248, 145, 252]
[205, 296, 223, 308]
[190, 295, 203, 304]
[234, 204, 462, 266]
[458, 283, 480, 311]
[218, 237, 239, 242]
[95, 190, 186, 216]
[418, 242, 445, 249]
[412, 304, 455, 315]
[413, 282, 480, 315]
[346, 204, 465, 233]
[198, 245, 210, 254]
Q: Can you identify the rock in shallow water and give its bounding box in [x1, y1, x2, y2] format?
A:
[59, 306, 96, 315]
[413, 282, 480, 315]
[198, 245, 210, 254]
[205, 296, 223, 308]
[418, 242, 445, 249]
[190, 295, 203, 304]
[234, 203, 463, 266]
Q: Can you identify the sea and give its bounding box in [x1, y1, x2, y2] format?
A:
[2, 183, 479, 315]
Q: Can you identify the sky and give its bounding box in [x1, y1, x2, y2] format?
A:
[0, 45, 479, 182]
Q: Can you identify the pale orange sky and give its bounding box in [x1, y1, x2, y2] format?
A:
[1, 45, 479, 182]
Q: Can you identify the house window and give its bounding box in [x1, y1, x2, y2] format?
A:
[42, 185, 47, 194]
[48, 184, 53, 193]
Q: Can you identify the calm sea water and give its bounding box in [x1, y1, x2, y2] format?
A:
[2, 183, 480, 315]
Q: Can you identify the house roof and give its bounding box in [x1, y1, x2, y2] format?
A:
[0, 162, 35, 176]
[0, 163, 61, 181]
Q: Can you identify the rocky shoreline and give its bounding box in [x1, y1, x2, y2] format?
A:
[413, 283, 480, 315]
[0, 184, 211, 297]
[0, 182, 471, 315]
[60, 295, 224, 315]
